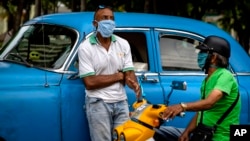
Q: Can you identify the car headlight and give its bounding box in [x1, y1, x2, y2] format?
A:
[120, 133, 126, 141]
[113, 130, 118, 141]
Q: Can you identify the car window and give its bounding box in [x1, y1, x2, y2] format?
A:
[5, 24, 77, 69]
[115, 32, 148, 72]
[160, 35, 201, 71]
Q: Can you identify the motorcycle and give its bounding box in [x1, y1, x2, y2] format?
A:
[113, 80, 187, 141]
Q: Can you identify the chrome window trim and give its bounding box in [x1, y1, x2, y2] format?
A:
[155, 28, 204, 40]
[160, 72, 205, 76]
[115, 28, 150, 31]
[155, 28, 239, 75]
[55, 28, 80, 72]
[235, 72, 250, 76]
[157, 28, 204, 72]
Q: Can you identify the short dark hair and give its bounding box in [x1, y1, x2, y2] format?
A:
[93, 5, 113, 20]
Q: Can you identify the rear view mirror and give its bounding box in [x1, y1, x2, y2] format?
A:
[171, 81, 187, 90]
[165, 81, 187, 106]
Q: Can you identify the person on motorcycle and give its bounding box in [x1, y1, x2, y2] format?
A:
[154, 35, 241, 141]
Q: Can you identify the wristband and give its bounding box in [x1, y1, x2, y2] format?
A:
[180, 102, 187, 111]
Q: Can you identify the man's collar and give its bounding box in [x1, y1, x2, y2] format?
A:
[89, 33, 116, 45]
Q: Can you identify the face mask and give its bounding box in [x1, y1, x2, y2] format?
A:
[197, 52, 208, 69]
[96, 20, 115, 38]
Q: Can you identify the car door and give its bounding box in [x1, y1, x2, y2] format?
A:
[153, 28, 206, 128]
[114, 28, 164, 110]
[58, 46, 91, 141]
[0, 24, 78, 141]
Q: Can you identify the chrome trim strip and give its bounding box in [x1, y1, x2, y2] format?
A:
[57, 28, 80, 71]
[159, 72, 206, 76]
[135, 72, 158, 76]
[115, 28, 150, 31]
[235, 72, 250, 75]
[155, 28, 204, 39]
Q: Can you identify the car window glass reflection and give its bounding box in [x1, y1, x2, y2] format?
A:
[160, 35, 201, 71]
[5, 24, 77, 69]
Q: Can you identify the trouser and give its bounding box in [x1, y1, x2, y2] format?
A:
[85, 96, 130, 141]
[153, 126, 185, 141]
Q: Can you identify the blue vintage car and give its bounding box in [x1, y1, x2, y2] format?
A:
[0, 12, 249, 141]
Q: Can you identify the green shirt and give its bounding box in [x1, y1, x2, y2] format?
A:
[198, 68, 241, 141]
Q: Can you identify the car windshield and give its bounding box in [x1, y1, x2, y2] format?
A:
[0, 24, 77, 69]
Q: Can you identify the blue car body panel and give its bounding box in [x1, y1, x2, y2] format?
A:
[0, 62, 62, 86]
[0, 12, 249, 141]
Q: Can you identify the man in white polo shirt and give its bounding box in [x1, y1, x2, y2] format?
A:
[78, 5, 140, 141]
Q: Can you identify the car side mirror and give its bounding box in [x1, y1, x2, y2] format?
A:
[165, 81, 187, 106]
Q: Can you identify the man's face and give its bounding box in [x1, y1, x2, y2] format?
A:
[93, 8, 114, 28]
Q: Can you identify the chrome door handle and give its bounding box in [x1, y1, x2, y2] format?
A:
[140, 73, 159, 83]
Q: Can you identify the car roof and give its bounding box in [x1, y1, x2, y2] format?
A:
[24, 12, 250, 72]
[25, 12, 224, 37]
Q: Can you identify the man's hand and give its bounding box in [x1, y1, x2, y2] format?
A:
[117, 71, 125, 85]
[126, 77, 141, 99]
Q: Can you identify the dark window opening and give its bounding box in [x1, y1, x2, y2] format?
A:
[115, 32, 148, 72]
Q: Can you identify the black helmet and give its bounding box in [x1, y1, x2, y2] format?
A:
[196, 35, 230, 58]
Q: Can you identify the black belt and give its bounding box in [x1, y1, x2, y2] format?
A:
[131, 117, 154, 130]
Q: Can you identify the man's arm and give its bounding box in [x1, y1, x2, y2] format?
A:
[82, 72, 124, 90]
[162, 89, 224, 119]
[179, 113, 198, 141]
[124, 70, 141, 99]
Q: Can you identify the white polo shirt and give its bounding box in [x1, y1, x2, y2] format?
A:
[78, 33, 134, 103]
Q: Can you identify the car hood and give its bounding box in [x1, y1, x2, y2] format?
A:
[0, 61, 63, 87]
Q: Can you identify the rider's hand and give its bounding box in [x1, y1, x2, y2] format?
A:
[162, 104, 183, 120]
[178, 132, 190, 141]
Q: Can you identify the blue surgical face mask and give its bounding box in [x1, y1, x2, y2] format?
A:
[96, 20, 115, 38]
[197, 52, 208, 69]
